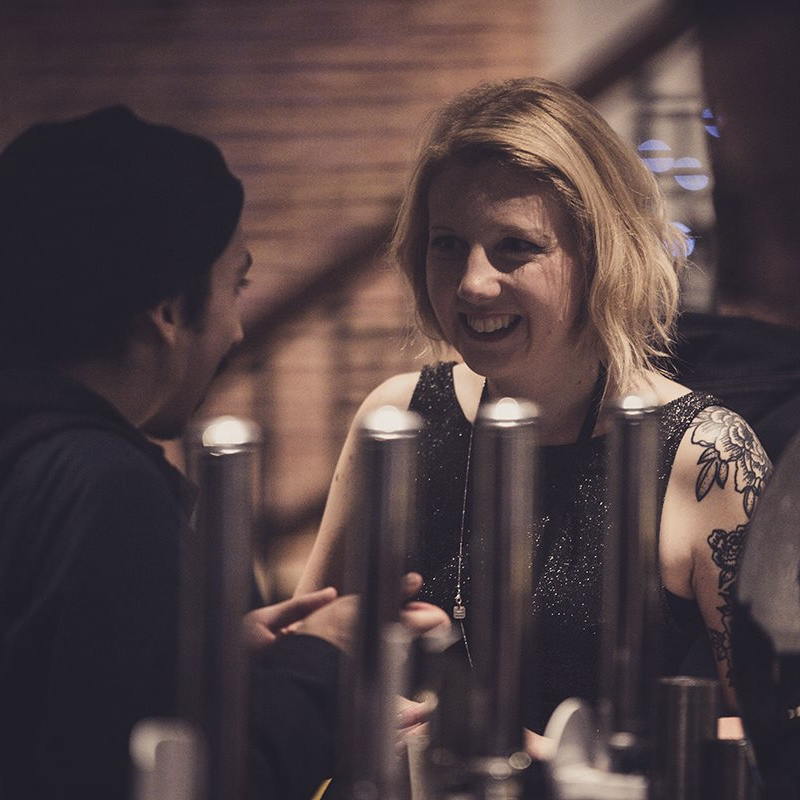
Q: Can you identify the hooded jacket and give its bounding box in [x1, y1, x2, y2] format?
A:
[0, 368, 339, 800]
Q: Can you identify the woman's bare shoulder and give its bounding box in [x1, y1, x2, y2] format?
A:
[353, 370, 422, 420]
[635, 371, 693, 405]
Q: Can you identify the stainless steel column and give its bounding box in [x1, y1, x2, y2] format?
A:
[652, 677, 720, 800]
[340, 405, 421, 800]
[182, 415, 262, 800]
[705, 737, 756, 800]
[469, 397, 540, 769]
[421, 397, 539, 799]
[600, 394, 662, 774]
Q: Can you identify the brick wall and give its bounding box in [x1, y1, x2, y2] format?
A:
[1, 0, 548, 595]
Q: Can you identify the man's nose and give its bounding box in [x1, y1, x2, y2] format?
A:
[232, 316, 245, 346]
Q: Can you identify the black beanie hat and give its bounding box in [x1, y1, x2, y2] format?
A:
[0, 106, 244, 365]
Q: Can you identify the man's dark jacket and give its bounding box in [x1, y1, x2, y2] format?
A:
[0, 368, 339, 799]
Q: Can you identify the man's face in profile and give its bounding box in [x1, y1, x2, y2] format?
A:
[143, 227, 252, 440]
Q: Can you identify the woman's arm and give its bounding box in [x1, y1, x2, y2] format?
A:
[660, 405, 772, 712]
[293, 370, 422, 596]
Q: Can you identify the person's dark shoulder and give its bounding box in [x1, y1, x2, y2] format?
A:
[0, 426, 188, 630]
[10, 426, 174, 497]
[1, 426, 188, 554]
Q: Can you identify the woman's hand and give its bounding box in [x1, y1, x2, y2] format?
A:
[399, 572, 451, 637]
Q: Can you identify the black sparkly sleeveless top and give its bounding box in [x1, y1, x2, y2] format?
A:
[407, 361, 721, 732]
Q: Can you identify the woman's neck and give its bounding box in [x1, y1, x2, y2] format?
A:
[481, 357, 606, 445]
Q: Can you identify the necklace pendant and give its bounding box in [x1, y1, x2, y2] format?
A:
[453, 603, 466, 620]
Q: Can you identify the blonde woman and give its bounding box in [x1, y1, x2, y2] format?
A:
[297, 77, 771, 741]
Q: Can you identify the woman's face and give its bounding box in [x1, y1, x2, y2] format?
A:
[425, 159, 587, 385]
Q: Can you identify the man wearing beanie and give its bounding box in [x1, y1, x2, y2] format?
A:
[0, 108, 448, 800]
[0, 105, 332, 800]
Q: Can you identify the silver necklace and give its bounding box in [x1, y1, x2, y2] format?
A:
[453, 422, 471, 624]
[453, 381, 485, 670]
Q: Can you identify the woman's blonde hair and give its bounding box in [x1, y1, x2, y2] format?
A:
[390, 76, 686, 394]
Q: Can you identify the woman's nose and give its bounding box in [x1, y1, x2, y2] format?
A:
[457, 248, 502, 303]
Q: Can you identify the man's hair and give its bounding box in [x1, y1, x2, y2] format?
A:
[390, 76, 686, 394]
[0, 106, 244, 367]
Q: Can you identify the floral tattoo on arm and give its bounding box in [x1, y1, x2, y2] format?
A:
[689, 407, 772, 683]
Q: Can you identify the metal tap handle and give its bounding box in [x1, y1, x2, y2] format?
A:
[340, 405, 422, 800]
[600, 394, 661, 771]
[182, 415, 262, 800]
[470, 397, 540, 759]
[652, 676, 720, 800]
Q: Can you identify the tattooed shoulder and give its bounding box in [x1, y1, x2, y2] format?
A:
[688, 405, 772, 518]
[688, 407, 772, 692]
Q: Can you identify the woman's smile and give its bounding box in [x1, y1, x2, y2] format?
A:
[462, 312, 522, 336]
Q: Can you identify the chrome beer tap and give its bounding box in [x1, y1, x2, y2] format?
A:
[339, 405, 422, 800]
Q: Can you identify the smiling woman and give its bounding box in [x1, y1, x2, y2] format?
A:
[423, 160, 587, 409]
[295, 76, 771, 745]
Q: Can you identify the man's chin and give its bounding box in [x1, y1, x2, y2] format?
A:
[143, 393, 212, 442]
[141, 416, 187, 442]
[142, 370, 222, 442]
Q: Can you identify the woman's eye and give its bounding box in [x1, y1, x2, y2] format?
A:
[428, 234, 464, 255]
[498, 237, 542, 256]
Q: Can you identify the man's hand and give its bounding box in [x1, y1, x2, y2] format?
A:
[292, 593, 359, 654]
[244, 572, 450, 657]
[242, 587, 339, 650]
[396, 694, 436, 741]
